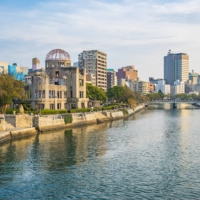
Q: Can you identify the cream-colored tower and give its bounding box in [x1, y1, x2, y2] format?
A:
[78, 50, 107, 91]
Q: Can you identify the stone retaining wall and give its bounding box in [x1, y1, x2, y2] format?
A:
[0, 105, 145, 145]
[111, 111, 124, 119]
[33, 116, 65, 131]
[5, 115, 32, 128]
[0, 127, 37, 144]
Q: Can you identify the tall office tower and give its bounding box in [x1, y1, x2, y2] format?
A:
[164, 50, 189, 85]
[78, 50, 107, 91]
[32, 58, 40, 71]
[107, 69, 117, 89]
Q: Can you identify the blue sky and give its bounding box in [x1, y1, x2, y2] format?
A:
[1, 0, 200, 80]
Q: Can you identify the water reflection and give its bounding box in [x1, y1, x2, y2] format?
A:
[1, 107, 200, 199]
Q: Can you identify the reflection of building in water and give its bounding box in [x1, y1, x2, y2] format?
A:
[72, 123, 109, 165]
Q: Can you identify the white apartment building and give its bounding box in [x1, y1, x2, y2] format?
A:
[170, 80, 185, 96]
[78, 50, 107, 91]
[155, 80, 170, 94]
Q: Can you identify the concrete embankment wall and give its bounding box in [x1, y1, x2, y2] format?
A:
[0, 128, 37, 144]
[5, 115, 32, 128]
[33, 116, 65, 132]
[0, 105, 145, 144]
[34, 105, 145, 132]
[34, 112, 109, 132]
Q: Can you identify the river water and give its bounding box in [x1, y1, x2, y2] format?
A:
[1, 104, 200, 199]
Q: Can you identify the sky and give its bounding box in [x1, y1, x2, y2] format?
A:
[1, 0, 200, 81]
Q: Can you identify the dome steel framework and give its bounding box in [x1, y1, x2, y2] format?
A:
[45, 49, 70, 61]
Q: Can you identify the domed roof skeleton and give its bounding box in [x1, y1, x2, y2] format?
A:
[45, 49, 70, 61]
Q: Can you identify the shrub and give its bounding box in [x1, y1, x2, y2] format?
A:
[6, 108, 19, 114]
[64, 114, 73, 124]
[122, 109, 128, 115]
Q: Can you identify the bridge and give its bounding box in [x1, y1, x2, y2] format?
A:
[148, 100, 200, 109]
[149, 100, 199, 104]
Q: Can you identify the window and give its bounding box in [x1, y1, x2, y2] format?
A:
[42, 90, 45, 98]
[57, 103, 61, 109]
[50, 104, 54, 110]
[39, 90, 41, 98]
[56, 71, 59, 77]
[64, 91, 67, 98]
[49, 90, 51, 98]
[79, 79, 84, 86]
[79, 91, 84, 98]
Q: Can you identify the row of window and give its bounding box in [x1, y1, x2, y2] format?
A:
[35, 90, 67, 99]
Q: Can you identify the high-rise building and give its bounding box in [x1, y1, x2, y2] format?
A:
[78, 50, 107, 91]
[164, 50, 189, 85]
[107, 69, 117, 89]
[32, 58, 40, 71]
[116, 66, 138, 81]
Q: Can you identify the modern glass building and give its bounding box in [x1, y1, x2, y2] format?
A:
[164, 50, 189, 86]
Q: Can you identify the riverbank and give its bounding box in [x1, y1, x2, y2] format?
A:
[0, 105, 144, 145]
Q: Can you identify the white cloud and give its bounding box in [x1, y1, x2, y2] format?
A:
[1, 0, 200, 80]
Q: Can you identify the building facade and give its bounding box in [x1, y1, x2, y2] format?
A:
[117, 78, 126, 86]
[129, 79, 149, 95]
[8, 64, 28, 81]
[32, 58, 40, 71]
[25, 49, 88, 110]
[116, 66, 138, 81]
[155, 80, 170, 94]
[107, 69, 117, 89]
[164, 50, 189, 85]
[170, 80, 185, 96]
[0, 62, 8, 74]
[189, 71, 199, 85]
[86, 74, 96, 86]
[149, 77, 163, 84]
[78, 50, 107, 91]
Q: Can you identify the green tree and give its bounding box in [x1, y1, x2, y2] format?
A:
[0, 74, 26, 113]
[86, 83, 107, 101]
[107, 86, 125, 102]
[158, 89, 164, 100]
